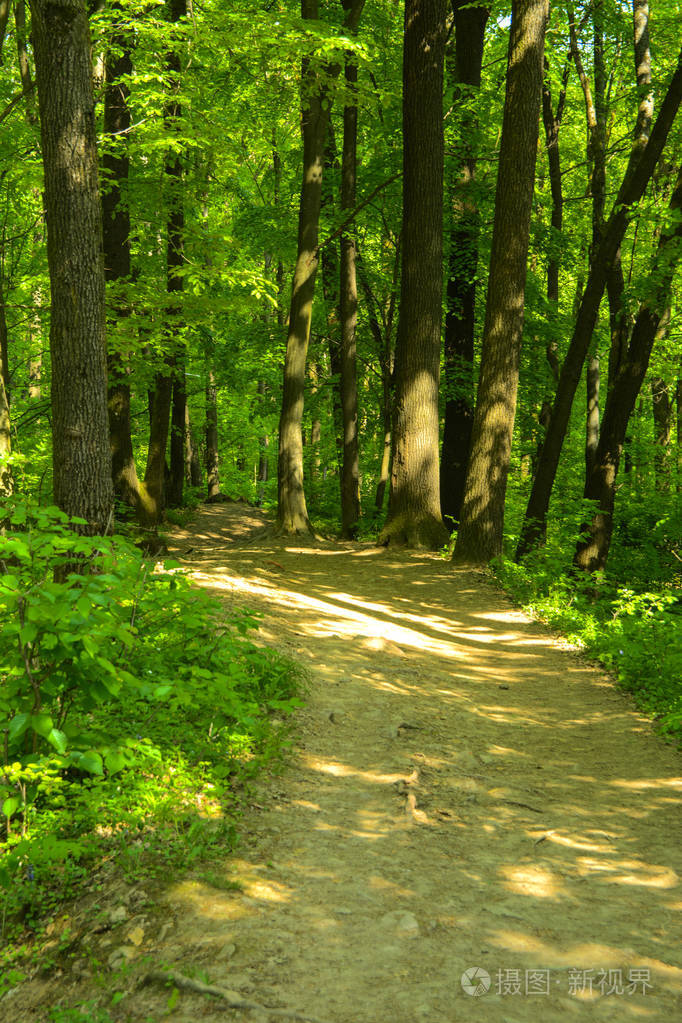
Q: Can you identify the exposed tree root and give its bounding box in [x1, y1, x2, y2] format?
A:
[143, 969, 334, 1023]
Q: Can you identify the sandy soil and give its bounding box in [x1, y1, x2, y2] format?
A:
[5, 501, 681, 1023]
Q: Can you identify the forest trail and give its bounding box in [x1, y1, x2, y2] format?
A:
[154, 502, 681, 1023]
[9, 502, 681, 1023]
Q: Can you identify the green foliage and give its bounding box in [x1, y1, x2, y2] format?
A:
[492, 538, 682, 742]
[0, 500, 301, 936]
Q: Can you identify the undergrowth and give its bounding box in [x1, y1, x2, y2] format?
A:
[0, 499, 302, 974]
[491, 514, 682, 740]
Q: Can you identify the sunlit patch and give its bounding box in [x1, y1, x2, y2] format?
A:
[500, 864, 564, 899]
[575, 857, 678, 889]
[302, 754, 408, 786]
[610, 777, 682, 791]
[168, 879, 255, 920]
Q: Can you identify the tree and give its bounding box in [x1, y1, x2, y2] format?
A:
[276, 0, 365, 535]
[453, 0, 548, 565]
[379, 0, 449, 549]
[574, 163, 682, 573]
[32, 0, 114, 533]
[517, 45, 682, 559]
[440, 0, 489, 527]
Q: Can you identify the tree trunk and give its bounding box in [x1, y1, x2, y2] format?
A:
[517, 47, 682, 558]
[574, 165, 682, 572]
[205, 366, 220, 499]
[439, 0, 489, 527]
[651, 373, 672, 492]
[453, 0, 548, 565]
[32, 0, 114, 533]
[339, 36, 361, 538]
[103, 12, 148, 519]
[585, 355, 600, 476]
[0, 369, 12, 498]
[184, 404, 202, 487]
[379, 0, 449, 549]
[320, 126, 343, 475]
[276, 0, 330, 534]
[166, 0, 187, 510]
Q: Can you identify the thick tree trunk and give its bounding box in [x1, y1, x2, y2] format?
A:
[517, 47, 682, 558]
[379, 0, 449, 549]
[205, 366, 220, 499]
[32, 0, 114, 533]
[320, 127, 343, 474]
[339, 43, 361, 538]
[453, 0, 548, 565]
[439, 0, 489, 527]
[574, 165, 682, 572]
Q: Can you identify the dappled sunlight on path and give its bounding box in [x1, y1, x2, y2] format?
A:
[154, 503, 682, 1022]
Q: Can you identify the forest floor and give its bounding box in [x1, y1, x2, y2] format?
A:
[5, 501, 682, 1023]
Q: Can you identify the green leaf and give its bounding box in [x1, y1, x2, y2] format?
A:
[78, 751, 104, 775]
[8, 713, 30, 742]
[31, 713, 54, 739]
[2, 797, 20, 818]
[47, 728, 68, 755]
[76, 595, 91, 618]
[104, 750, 127, 775]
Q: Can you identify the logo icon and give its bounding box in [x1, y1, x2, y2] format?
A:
[461, 966, 491, 997]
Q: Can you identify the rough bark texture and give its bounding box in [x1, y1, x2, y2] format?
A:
[339, 41, 361, 538]
[585, 355, 600, 476]
[439, 0, 489, 527]
[574, 165, 682, 573]
[517, 47, 682, 559]
[103, 15, 148, 519]
[379, 0, 449, 549]
[0, 368, 11, 497]
[276, 0, 330, 534]
[32, 0, 114, 533]
[651, 373, 672, 492]
[205, 366, 220, 499]
[453, 0, 548, 565]
[166, 0, 187, 510]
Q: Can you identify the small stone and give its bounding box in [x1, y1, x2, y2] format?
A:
[217, 942, 237, 960]
[334, 907, 353, 916]
[107, 946, 136, 971]
[328, 711, 345, 724]
[498, 684, 510, 690]
[380, 910, 420, 937]
[108, 906, 127, 925]
[127, 925, 144, 947]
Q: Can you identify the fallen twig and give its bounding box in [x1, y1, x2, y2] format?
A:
[144, 969, 334, 1023]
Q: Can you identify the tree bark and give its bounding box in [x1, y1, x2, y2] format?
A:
[517, 47, 682, 558]
[276, 0, 365, 535]
[205, 366, 220, 499]
[103, 11, 148, 519]
[453, 0, 548, 565]
[439, 0, 489, 527]
[32, 0, 114, 533]
[339, 25, 361, 538]
[651, 373, 672, 492]
[585, 355, 600, 476]
[0, 367, 11, 498]
[574, 164, 682, 572]
[379, 0, 449, 549]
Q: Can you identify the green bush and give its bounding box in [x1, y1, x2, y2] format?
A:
[0, 499, 301, 920]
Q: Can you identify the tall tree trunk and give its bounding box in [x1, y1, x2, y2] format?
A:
[339, 21, 361, 538]
[651, 373, 672, 492]
[453, 0, 548, 565]
[0, 368, 11, 497]
[166, 0, 187, 510]
[517, 47, 682, 558]
[205, 366, 220, 499]
[276, 0, 366, 534]
[32, 0, 114, 533]
[439, 0, 489, 527]
[380, 0, 449, 548]
[320, 127, 343, 474]
[574, 165, 682, 572]
[15, 0, 36, 122]
[103, 11, 147, 518]
[585, 355, 600, 476]
[184, 404, 202, 488]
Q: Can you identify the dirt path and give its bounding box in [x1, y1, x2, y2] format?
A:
[7, 503, 682, 1022]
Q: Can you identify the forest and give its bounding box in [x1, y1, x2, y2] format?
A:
[1, 0, 681, 1014]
